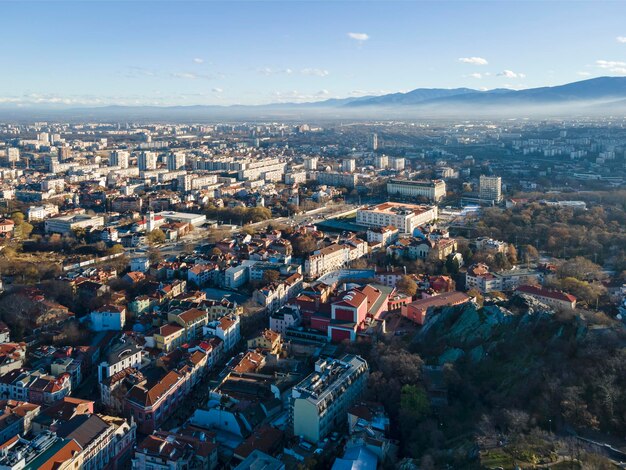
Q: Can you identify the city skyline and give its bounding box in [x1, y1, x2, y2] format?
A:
[2, 0, 626, 107]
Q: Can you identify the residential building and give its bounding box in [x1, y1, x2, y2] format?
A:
[90, 305, 126, 332]
[0, 400, 41, 446]
[366, 226, 398, 247]
[27, 204, 59, 221]
[291, 355, 369, 443]
[203, 314, 240, 352]
[154, 324, 185, 352]
[0, 431, 83, 470]
[138, 151, 157, 171]
[479, 175, 502, 203]
[167, 152, 186, 171]
[516, 285, 577, 310]
[270, 305, 301, 335]
[110, 150, 130, 168]
[132, 430, 218, 470]
[247, 329, 282, 354]
[401, 291, 470, 325]
[98, 336, 144, 383]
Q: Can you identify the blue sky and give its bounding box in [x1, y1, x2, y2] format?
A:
[1, 1, 626, 106]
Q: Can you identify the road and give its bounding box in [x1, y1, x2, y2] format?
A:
[128, 203, 361, 257]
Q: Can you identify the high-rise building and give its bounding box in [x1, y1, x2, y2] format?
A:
[6, 147, 19, 163]
[479, 175, 502, 203]
[110, 150, 130, 169]
[291, 355, 369, 443]
[37, 132, 49, 144]
[390, 157, 405, 170]
[374, 154, 388, 169]
[368, 133, 378, 150]
[341, 158, 356, 173]
[138, 151, 157, 171]
[303, 156, 318, 171]
[167, 152, 186, 171]
[58, 146, 72, 161]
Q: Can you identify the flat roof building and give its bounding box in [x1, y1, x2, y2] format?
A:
[291, 355, 368, 443]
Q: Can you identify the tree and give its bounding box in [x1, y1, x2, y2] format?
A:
[292, 235, 317, 257]
[445, 255, 461, 275]
[558, 257, 604, 281]
[507, 244, 518, 265]
[107, 244, 125, 255]
[148, 247, 163, 264]
[10, 211, 24, 225]
[557, 277, 607, 306]
[396, 275, 418, 297]
[262, 269, 281, 284]
[523, 244, 539, 262]
[146, 229, 166, 245]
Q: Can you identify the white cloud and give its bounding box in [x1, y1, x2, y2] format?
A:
[347, 32, 369, 41]
[458, 57, 488, 65]
[577, 71, 592, 77]
[616, 36, 626, 43]
[300, 68, 329, 77]
[171, 71, 218, 80]
[497, 70, 526, 79]
[596, 59, 626, 75]
[172, 72, 198, 80]
[467, 73, 483, 79]
[212, 88, 223, 93]
[193, 58, 204, 64]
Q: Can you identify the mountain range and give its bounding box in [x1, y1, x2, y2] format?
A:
[3, 76, 626, 121]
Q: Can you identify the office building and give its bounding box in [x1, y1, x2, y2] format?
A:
[356, 202, 438, 234]
[44, 213, 104, 235]
[387, 179, 446, 202]
[291, 355, 369, 443]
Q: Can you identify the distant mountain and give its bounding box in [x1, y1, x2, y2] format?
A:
[339, 77, 626, 109]
[2, 77, 626, 121]
[344, 87, 482, 107]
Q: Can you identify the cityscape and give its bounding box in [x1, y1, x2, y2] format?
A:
[1, 1, 626, 470]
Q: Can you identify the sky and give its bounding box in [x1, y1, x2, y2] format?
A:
[2, 0, 626, 107]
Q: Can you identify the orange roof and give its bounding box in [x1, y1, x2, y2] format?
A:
[178, 308, 206, 324]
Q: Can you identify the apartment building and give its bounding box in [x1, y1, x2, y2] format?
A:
[90, 305, 126, 331]
[315, 171, 358, 189]
[516, 285, 577, 310]
[304, 244, 350, 277]
[97, 337, 144, 383]
[291, 355, 369, 443]
[401, 291, 470, 325]
[479, 175, 502, 203]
